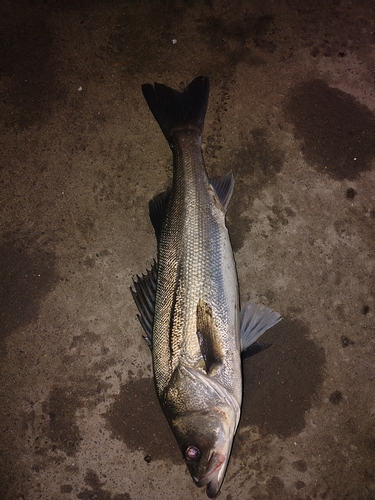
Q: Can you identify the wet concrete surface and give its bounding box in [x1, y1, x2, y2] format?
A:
[1, 1, 374, 499]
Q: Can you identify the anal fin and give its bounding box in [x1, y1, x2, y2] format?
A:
[209, 171, 234, 212]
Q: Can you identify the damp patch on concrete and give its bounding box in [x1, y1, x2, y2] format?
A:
[0, 237, 58, 344]
[77, 469, 131, 500]
[42, 386, 83, 457]
[228, 128, 284, 252]
[285, 79, 375, 179]
[239, 318, 325, 439]
[105, 377, 181, 464]
[196, 12, 276, 70]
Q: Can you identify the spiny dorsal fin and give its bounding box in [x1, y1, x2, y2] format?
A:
[209, 171, 234, 212]
[130, 260, 158, 348]
[196, 299, 223, 374]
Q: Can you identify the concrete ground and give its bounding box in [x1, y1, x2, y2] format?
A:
[1, 1, 374, 499]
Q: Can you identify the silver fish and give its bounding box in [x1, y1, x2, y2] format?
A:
[131, 77, 281, 498]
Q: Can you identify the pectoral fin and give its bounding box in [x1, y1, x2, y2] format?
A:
[240, 302, 281, 356]
[196, 299, 223, 374]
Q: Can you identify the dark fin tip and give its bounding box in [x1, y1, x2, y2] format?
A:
[242, 342, 272, 359]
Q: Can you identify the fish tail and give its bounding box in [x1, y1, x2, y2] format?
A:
[141, 76, 209, 144]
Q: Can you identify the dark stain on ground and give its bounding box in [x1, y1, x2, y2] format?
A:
[0, 237, 58, 345]
[362, 305, 370, 316]
[294, 3, 373, 59]
[0, 5, 59, 130]
[345, 187, 357, 200]
[237, 318, 325, 441]
[292, 459, 307, 472]
[197, 12, 276, 67]
[227, 128, 284, 252]
[77, 469, 131, 500]
[205, 13, 273, 49]
[286, 79, 375, 180]
[231, 129, 284, 195]
[34, 335, 116, 459]
[42, 386, 83, 456]
[329, 390, 343, 405]
[105, 377, 182, 463]
[61, 484, 73, 494]
[267, 205, 296, 231]
[266, 476, 285, 497]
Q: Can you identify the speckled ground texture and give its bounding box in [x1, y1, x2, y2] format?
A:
[1, 1, 374, 499]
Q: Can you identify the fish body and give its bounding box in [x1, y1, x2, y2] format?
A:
[131, 77, 281, 497]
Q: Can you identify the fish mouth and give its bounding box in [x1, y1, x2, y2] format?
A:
[193, 452, 226, 498]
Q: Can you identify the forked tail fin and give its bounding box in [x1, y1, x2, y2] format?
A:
[141, 76, 209, 145]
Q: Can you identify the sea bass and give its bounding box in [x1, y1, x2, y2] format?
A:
[131, 76, 281, 498]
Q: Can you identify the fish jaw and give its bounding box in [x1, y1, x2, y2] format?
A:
[193, 450, 225, 489]
[191, 424, 236, 499]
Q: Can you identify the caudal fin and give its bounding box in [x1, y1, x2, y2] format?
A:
[141, 76, 209, 144]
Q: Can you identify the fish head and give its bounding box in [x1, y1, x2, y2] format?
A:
[171, 403, 238, 498]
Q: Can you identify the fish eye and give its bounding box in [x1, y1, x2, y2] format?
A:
[184, 444, 201, 462]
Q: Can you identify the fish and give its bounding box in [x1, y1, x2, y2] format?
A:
[131, 76, 281, 498]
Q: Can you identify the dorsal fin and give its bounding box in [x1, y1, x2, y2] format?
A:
[209, 171, 234, 212]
